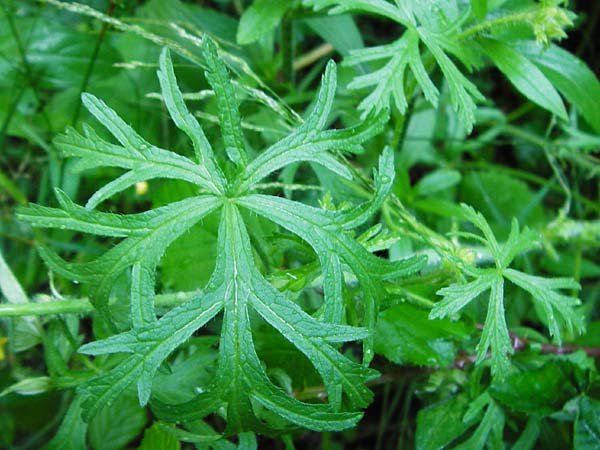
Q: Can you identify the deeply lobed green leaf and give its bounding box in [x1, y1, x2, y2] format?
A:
[430, 205, 584, 376]
[17, 37, 422, 433]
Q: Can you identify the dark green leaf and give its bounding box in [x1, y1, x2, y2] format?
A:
[480, 38, 567, 120]
[515, 41, 600, 132]
[375, 303, 468, 367]
[574, 396, 600, 450]
[138, 423, 181, 450]
[415, 395, 470, 450]
[88, 393, 147, 450]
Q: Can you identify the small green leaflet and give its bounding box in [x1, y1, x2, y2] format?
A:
[429, 204, 584, 376]
[237, 0, 293, 45]
[17, 37, 424, 431]
[454, 392, 505, 450]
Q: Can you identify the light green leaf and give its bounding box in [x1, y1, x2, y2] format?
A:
[157, 48, 226, 191]
[237, 0, 292, 45]
[0, 250, 41, 351]
[309, 0, 483, 131]
[239, 193, 425, 362]
[20, 37, 403, 433]
[0, 376, 51, 397]
[304, 0, 412, 25]
[375, 303, 469, 367]
[470, 0, 487, 20]
[511, 417, 541, 450]
[78, 288, 224, 418]
[304, 14, 364, 56]
[346, 30, 439, 116]
[414, 169, 462, 197]
[0, 250, 29, 305]
[431, 205, 583, 376]
[54, 121, 220, 207]
[477, 276, 512, 375]
[430, 273, 496, 319]
[19, 196, 221, 323]
[455, 398, 504, 450]
[480, 38, 567, 120]
[415, 395, 470, 450]
[504, 269, 583, 343]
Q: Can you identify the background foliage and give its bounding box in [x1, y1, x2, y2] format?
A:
[1, 0, 599, 449]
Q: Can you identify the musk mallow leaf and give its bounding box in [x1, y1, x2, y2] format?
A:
[304, 0, 484, 131]
[430, 204, 584, 376]
[17, 37, 422, 431]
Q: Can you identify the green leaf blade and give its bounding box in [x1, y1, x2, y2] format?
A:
[157, 48, 227, 192]
[202, 38, 248, 167]
[516, 41, 600, 132]
[480, 38, 568, 120]
[237, 0, 291, 45]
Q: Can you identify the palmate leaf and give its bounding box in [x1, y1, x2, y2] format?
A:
[305, 0, 484, 131]
[17, 37, 423, 432]
[430, 204, 584, 376]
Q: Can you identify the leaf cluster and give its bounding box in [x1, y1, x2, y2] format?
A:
[0, 0, 599, 448]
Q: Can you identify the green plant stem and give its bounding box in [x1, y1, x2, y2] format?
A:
[459, 10, 534, 40]
[71, 0, 115, 125]
[0, 1, 33, 75]
[0, 83, 26, 153]
[386, 286, 436, 309]
[0, 290, 198, 317]
[281, 14, 295, 86]
[0, 168, 28, 206]
[293, 43, 334, 71]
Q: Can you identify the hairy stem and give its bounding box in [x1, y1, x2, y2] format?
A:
[459, 10, 533, 40]
[0, 291, 198, 317]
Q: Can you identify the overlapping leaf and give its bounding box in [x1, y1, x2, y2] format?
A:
[430, 205, 585, 375]
[304, 0, 484, 130]
[17, 38, 423, 432]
